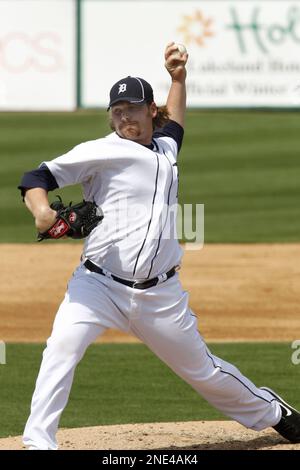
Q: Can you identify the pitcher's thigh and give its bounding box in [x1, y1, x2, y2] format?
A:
[131, 303, 206, 376]
[46, 295, 107, 363]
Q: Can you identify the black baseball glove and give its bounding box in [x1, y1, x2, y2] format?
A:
[37, 196, 104, 241]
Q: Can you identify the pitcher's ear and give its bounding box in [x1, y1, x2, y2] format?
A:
[150, 101, 158, 118]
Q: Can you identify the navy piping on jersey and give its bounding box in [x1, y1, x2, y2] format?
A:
[146, 150, 174, 279]
[204, 347, 274, 404]
[173, 162, 179, 199]
[132, 154, 160, 277]
[151, 140, 159, 152]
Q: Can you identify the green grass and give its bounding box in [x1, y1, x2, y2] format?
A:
[0, 342, 299, 438]
[1, 110, 300, 242]
[183, 110, 300, 242]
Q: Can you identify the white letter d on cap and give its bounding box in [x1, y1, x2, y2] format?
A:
[118, 84, 127, 94]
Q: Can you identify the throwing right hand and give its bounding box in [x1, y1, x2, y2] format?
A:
[165, 42, 188, 83]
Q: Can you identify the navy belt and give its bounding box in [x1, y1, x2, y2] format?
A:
[84, 259, 177, 290]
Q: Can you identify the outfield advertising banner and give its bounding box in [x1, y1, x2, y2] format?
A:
[82, 0, 300, 108]
[0, 0, 75, 110]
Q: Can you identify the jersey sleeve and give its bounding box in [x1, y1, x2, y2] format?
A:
[43, 141, 107, 187]
[18, 164, 59, 197]
[153, 120, 184, 153]
[18, 138, 111, 195]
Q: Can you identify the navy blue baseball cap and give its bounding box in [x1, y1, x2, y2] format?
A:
[107, 76, 154, 110]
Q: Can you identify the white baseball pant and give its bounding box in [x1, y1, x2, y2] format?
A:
[23, 264, 281, 449]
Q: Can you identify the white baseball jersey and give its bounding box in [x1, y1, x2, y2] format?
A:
[44, 131, 182, 280]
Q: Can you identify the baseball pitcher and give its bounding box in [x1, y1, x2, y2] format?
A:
[19, 42, 300, 449]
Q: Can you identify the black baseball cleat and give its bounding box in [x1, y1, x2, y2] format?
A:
[261, 386, 300, 443]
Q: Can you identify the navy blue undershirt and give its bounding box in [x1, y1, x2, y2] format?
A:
[18, 164, 59, 197]
[18, 120, 184, 195]
[153, 120, 183, 151]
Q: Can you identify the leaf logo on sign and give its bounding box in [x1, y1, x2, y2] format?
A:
[177, 10, 214, 46]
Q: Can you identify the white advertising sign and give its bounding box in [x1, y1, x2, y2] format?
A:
[0, 0, 75, 110]
[82, 0, 300, 107]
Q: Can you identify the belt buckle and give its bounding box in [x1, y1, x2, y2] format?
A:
[102, 267, 113, 279]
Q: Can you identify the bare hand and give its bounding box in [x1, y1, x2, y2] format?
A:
[165, 42, 188, 83]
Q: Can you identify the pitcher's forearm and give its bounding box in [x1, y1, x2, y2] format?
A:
[166, 80, 186, 127]
[24, 188, 57, 232]
[164, 42, 188, 128]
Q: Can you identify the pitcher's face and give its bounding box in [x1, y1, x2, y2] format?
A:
[110, 101, 157, 145]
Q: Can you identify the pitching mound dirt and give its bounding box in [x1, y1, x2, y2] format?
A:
[0, 421, 299, 450]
